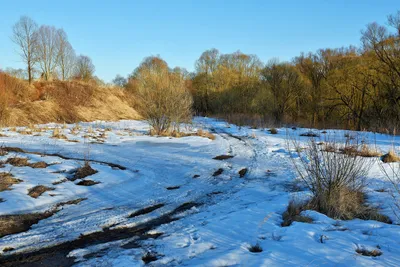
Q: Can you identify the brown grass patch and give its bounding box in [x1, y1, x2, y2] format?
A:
[5, 157, 29, 167]
[359, 145, 382, 157]
[5, 157, 48, 168]
[28, 185, 55, 198]
[0, 146, 7, 156]
[195, 129, 216, 140]
[281, 200, 313, 227]
[356, 247, 382, 257]
[0, 212, 53, 238]
[381, 150, 400, 163]
[0, 172, 22, 192]
[30, 161, 48, 168]
[269, 128, 278, 134]
[3, 80, 139, 127]
[74, 163, 98, 180]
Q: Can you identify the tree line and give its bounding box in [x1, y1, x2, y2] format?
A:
[5, 11, 400, 133]
[112, 10, 400, 132]
[10, 16, 95, 83]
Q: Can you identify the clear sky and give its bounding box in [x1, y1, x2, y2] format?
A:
[0, 0, 398, 82]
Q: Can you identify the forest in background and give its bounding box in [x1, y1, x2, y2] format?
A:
[1, 11, 400, 133]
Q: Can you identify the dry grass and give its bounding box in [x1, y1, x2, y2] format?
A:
[29, 161, 48, 168]
[0, 212, 53, 238]
[0, 172, 22, 192]
[6, 157, 29, 167]
[356, 247, 382, 257]
[269, 128, 278, 134]
[281, 200, 313, 227]
[52, 128, 68, 140]
[289, 138, 391, 221]
[3, 80, 139, 127]
[195, 129, 216, 140]
[28, 185, 55, 198]
[382, 150, 400, 163]
[359, 144, 382, 157]
[74, 163, 98, 180]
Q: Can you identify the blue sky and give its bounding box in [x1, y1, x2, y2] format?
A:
[0, 0, 398, 82]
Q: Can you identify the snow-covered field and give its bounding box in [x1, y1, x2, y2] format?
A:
[0, 117, 399, 266]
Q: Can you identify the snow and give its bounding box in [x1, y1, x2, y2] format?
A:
[0, 117, 399, 266]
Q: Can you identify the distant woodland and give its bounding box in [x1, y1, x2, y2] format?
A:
[1, 11, 400, 133]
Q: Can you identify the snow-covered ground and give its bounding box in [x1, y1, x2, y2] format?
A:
[0, 117, 399, 266]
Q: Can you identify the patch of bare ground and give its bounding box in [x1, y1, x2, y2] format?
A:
[1, 146, 127, 170]
[28, 186, 55, 198]
[76, 180, 100, 186]
[356, 247, 382, 257]
[142, 251, 159, 264]
[212, 168, 224, 176]
[52, 178, 68, 185]
[300, 131, 320, 137]
[0, 201, 201, 267]
[238, 168, 248, 178]
[73, 163, 98, 180]
[0, 213, 53, 238]
[0, 198, 86, 239]
[128, 203, 165, 218]
[166, 186, 180, 190]
[0, 172, 22, 192]
[213, 155, 234, 160]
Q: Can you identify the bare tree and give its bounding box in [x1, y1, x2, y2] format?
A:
[11, 16, 38, 84]
[112, 74, 127, 87]
[34, 25, 61, 80]
[57, 29, 76, 80]
[388, 10, 400, 36]
[262, 60, 302, 124]
[74, 55, 95, 81]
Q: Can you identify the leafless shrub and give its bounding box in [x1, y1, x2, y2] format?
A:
[131, 56, 192, 135]
[289, 137, 376, 220]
